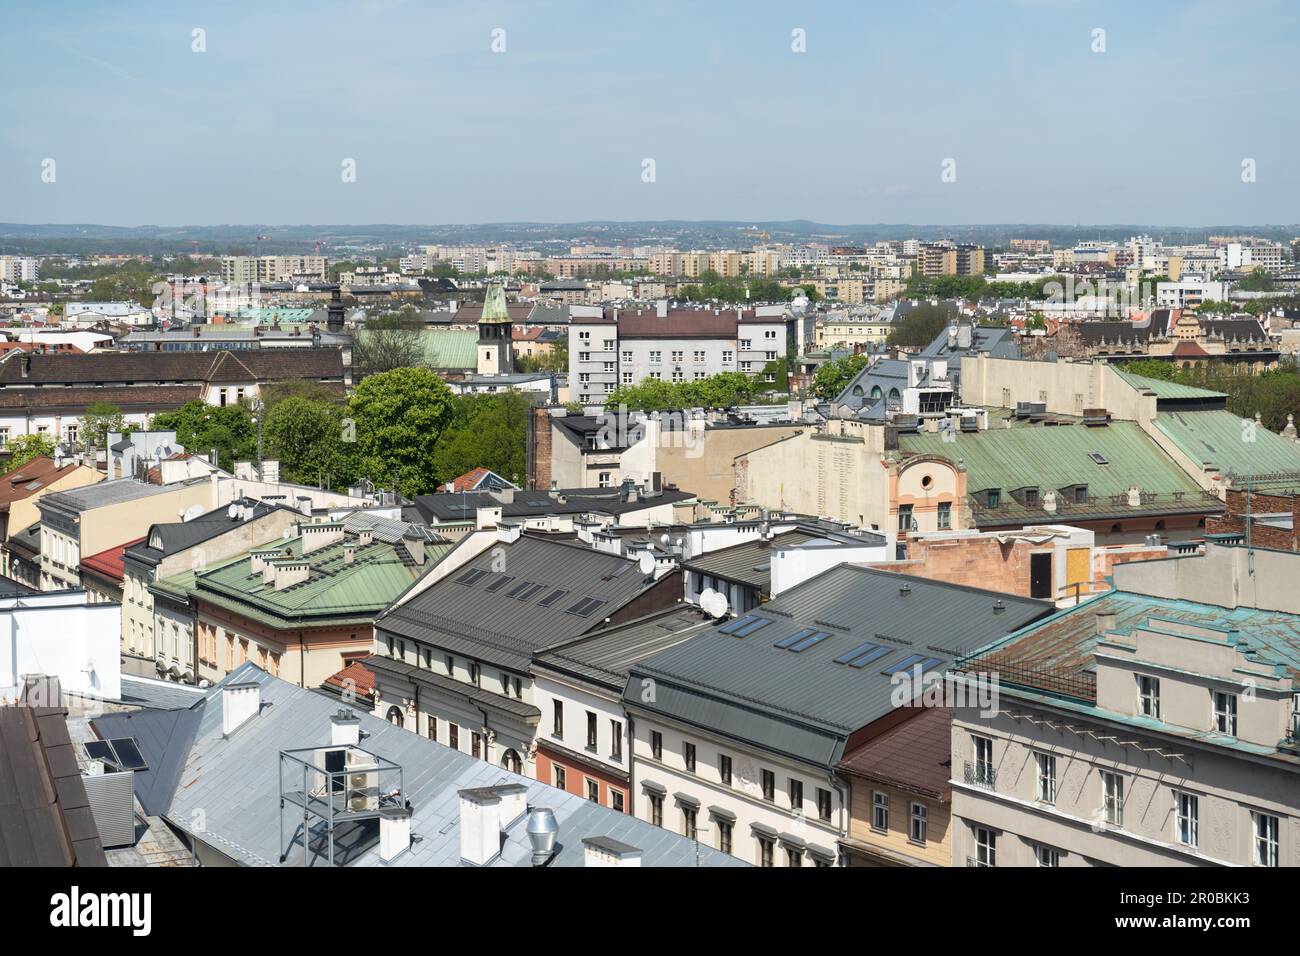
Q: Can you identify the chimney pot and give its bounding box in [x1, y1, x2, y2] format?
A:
[379, 806, 412, 862]
[526, 807, 558, 866]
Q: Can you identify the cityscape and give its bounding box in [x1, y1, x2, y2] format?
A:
[1, 0, 1296, 932]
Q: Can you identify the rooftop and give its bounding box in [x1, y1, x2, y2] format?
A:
[836, 707, 952, 801]
[39, 477, 185, 514]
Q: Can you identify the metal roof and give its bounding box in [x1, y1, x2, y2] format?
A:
[378, 534, 666, 671]
[103, 664, 744, 868]
[1155, 409, 1300, 485]
[682, 530, 819, 591]
[1113, 369, 1227, 402]
[39, 477, 180, 512]
[625, 565, 1052, 767]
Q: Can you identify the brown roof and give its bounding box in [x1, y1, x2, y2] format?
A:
[452, 304, 534, 323]
[0, 456, 81, 507]
[616, 310, 741, 339]
[0, 348, 344, 386]
[836, 708, 952, 800]
[323, 661, 376, 704]
[0, 385, 202, 411]
[0, 706, 107, 866]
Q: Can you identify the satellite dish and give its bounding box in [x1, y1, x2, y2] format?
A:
[701, 589, 729, 619]
[637, 552, 656, 575]
[182, 504, 205, 522]
[659, 533, 671, 546]
[226, 503, 239, 519]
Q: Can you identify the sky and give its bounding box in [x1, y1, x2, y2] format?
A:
[3, 0, 1299, 227]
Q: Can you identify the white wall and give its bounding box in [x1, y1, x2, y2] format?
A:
[0, 592, 121, 701]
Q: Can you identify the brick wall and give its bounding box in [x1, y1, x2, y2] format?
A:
[527, 406, 552, 491]
[1206, 489, 1300, 551]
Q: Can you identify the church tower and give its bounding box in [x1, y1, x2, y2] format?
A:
[477, 283, 514, 375]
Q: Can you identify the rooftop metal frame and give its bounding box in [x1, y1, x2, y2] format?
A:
[277, 745, 404, 867]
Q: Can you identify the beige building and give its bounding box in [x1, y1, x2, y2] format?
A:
[35, 478, 215, 591]
[950, 542, 1300, 867]
[0, 456, 102, 584]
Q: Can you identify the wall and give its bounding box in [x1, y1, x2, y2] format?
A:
[959, 355, 1156, 423]
[4, 464, 102, 539]
[844, 778, 951, 867]
[0, 592, 121, 701]
[657, 423, 803, 506]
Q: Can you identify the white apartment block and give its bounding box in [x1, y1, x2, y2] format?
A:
[0, 256, 40, 283]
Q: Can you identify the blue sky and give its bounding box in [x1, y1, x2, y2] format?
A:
[3, 0, 1298, 226]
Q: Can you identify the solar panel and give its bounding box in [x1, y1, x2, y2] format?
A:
[84, 740, 115, 763]
[835, 641, 891, 667]
[107, 737, 148, 772]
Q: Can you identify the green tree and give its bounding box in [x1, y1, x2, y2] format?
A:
[151, 401, 257, 471]
[811, 353, 871, 400]
[887, 303, 956, 348]
[434, 392, 530, 485]
[346, 367, 456, 497]
[260, 378, 346, 410]
[1236, 268, 1275, 292]
[4, 433, 56, 469]
[264, 397, 351, 488]
[352, 306, 427, 378]
[81, 401, 126, 449]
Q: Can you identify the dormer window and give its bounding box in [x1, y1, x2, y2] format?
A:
[1137, 675, 1161, 720]
[986, 489, 1001, 508]
[1023, 488, 1039, 507]
[1074, 485, 1088, 504]
[1213, 691, 1238, 736]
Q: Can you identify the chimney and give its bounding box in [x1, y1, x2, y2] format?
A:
[1096, 610, 1118, 635]
[379, 806, 412, 862]
[656, 299, 667, 318]
[401, 530, 425, 566]
[271, 559, 310, 590]
[459, 788, 503, 866]
[497, 521, 523, 545]
[1042, 489, 1057, 513]
[583, 836, 642, 868]
[526, 807, 558, 866]
[495, 783, 528, 825]
[221, 682, 260, 735]
[330, 709, 361, 746]
[1126, 485, 1142, 508]
[357, 527, 373, 546]
[343, 544, 355, 564]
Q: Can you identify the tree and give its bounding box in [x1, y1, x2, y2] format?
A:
[81, 401, 126, 449]
[433, 392, 530, 485]
[260, 378, 346, 410]
[4, 433, 56, 469]
[887, 303, 956, 348]
[346, 367, 456, 497]
[351, 306, 427, 378]
[151, 401, 257, 471]
[1236, 268, 1275, 292]
[811, 353, 870, 400]
[264, 397, 351, 488]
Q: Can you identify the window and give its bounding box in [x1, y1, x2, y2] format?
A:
[445, 653, 454, 674]
[872, 791, 889, 832]
[448, 723, 459, 751]
[1253, 811, 1279, 867]
[898, 504, 913, 532]
[987, 489, 1001, 508]
[1175, 791, 1198, 847]
[650, 731, 662, 760]
[386, 706, 403, 727]
[761, 769, 775, 802]
[610, 789, 625, 814]
[1213, 691, 1237, 736]
[716, 819, 733, 855]
[671, 350, 683, 363]
[649, 793, 663, 827]
[1137, 675, 1161, 719]
[682, 805, 698, 840]
[649, 350, 661, 363]
[972, 735, 994, 787]
[554, 765, 567, 790]
[610, 719, 623, 761]
[586, 711, 598, 750]
[757, 836, 774, 868]
[817, 788, 832, 822]
[553, 700, 564, 738]
[973, 827, 996, 867]
[719, 754, 732, 785]
[788, 778, 803, 810]
[1036, 753, 1057, 804]
[684, 741, 696, 773]
[468, 662, 480, 686]
[427, 717, 437, 741]
[586, 778, 599, 802]
[1036, 844, 1059, 867]
[937, 501, 951, 529]
[1101, 771, 1124, 826]
[471, 732, 482, 759]
[910, 803, 927, 846]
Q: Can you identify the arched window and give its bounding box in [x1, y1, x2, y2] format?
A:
[501, 748, 522, 774]
[851, 385, 864, 397]
[386, 706, 404, 728]
[887, 388, 901, 406]
[870, 385, 883, 400]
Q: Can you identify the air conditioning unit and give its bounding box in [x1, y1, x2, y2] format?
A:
[346, 750, 380, 812]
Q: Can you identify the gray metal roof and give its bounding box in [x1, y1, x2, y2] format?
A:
[533, 606, 714, 693]
[625, 565, 1052, 768]
[90, 705, 200, 817]
[40, 477, 181, 513]
[105, 663, 743, 868]
[124, 499, 287, 567]
[378, 534, 665, 671]
[681, 530, 820, 591]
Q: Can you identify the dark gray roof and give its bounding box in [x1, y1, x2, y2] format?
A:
[533, 606, 713, 693]
[378, 534, 668, 670]
[90, 705, 201, 817]
[365, 654, 542, 721]
[123, 499, 288, 568]
[625, 565, 1052, 767]
[412, 486, 695, 524]
[101, 663, 744, 867]
[682, 530, 820, 591]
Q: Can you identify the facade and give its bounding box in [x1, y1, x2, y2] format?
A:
[369, 529, 681, 780]
[950, 543, 1300, 867]
[623, 565, 1052, 866]
[0, 456, 102, 580]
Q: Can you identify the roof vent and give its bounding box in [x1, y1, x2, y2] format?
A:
[899, 583, 912, 596]
[993, 599, 1006, 613]
[527, 807, 558, 866]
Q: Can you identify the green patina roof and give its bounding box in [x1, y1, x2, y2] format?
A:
[1156, 409, 1300, 489]
[355, 328, 478, 370]
[1114, 369, 1227, 401]
[899, 420, 1205, 499]
[480, 283, 509, 324]
[157, 534, 453, 630]
[213, 307, 318, 326]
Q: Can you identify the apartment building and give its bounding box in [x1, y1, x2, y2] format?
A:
[568, 304, 788, 405]
[950, 542, 1300, 867]
[0, 256, 40, 283]
[220, 255, 328, 284]
[623, 565, 1051, 866]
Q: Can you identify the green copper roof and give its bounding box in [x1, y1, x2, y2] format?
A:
[1156, 409, 1300, 487]
[480, 283, 510, 324]
[354, 328, 478, 370]
[170, 533, 453, 630]
[1114, 369, 1227, 401]
[899, 420, 1205, 499]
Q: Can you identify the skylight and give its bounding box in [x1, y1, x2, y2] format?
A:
[484, 574, 515, 593]
[566, 596, 607, 617]
[537, 587, 569, 608]
[718, 615, 771, 638]
[882, 654, 944, 676]
[775, 627, 831, 652]
[834, 642, 892, 668]
[455, 568, 488, 586]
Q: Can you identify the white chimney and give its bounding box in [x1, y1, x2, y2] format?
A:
[330, 709, 361, 746]
[357, 528, 373, 546]
[583, 836, 642, 868]
[497, 522, 522, 544]
[222, 682, 260, 735]
[344, 544, 356, 564]
[495, 783, 528, 825]
[379, 806, 412, 862]
[459, 788, 502, 866]
[402, 532, 425, 566]
[1126, 485, 1142, 508]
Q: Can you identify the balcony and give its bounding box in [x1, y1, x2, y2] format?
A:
[963, 761, 996, 790]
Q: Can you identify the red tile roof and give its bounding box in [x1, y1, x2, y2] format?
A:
[0, 456, 83, 508]
[323, 661, 376, 704]
[837, 708, 952, 800]
[1172, 340, 1211, 357]
[445, 467, 493, 492]
[79, 536, 146, 583]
